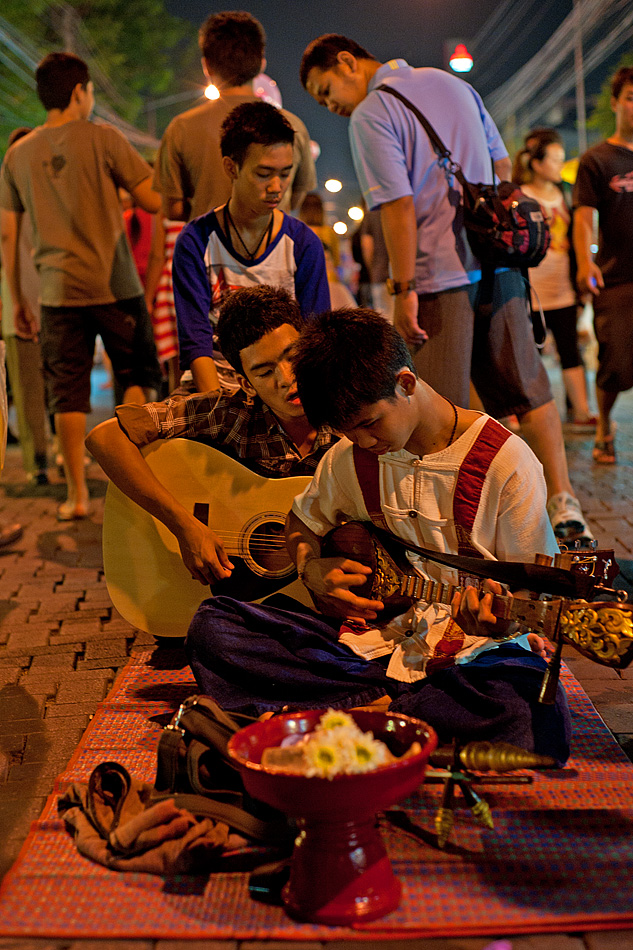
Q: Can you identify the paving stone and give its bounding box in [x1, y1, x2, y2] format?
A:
[70, 942, 155, 950]
[0, 940, 68, 949]
[43, 708, 94, 728]
[84, 638, 128, 659]
[56, 572, 103, 590]
[0, 607, 38, 630]
[0, 669, 21, 688]
[54, 621, 103, 640]
[4, 627, 54, 651]
[585, 932, 633, 948]
[241, 944, 324, 950]
[591, 703, 633, 733]
[0, 654, 28, 667]
[17, 583, 56, 599]
[157, 944, 238, 950]
[55, 678, 112, 704]
[7, 759, 70, 785]
[82, 588, 114, 604]
[103, 619, 137, 634]
[77, 656, 129, 670]
[29, 653, 77, 670]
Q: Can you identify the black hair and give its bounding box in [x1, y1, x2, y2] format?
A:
[35, 52, 89, 111]
[300, 34, 376, 89]
[299, 192, 324, 227]
[216, 285, 303, 374]
[292, 308, 414, 429]
[511, 128, 563, 186]
[198, 11, 265, 87]
[220, 101, 294, 166]
[7, 127, 32, 147]
[612, 67, 633, 101]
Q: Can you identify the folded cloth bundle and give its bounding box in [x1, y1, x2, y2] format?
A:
[58, 761, 246, 875]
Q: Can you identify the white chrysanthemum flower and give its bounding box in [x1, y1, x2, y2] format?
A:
[315, 709, 359, 734]
[347, 733, 391, 773]
[303, 739, 343, 778]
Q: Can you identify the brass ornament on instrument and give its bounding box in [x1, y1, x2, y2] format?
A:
[560, 601, 633, 669]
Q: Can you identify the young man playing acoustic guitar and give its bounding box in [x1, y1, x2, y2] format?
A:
[86, 286, 336, 584]
[186, 308, 571, 763]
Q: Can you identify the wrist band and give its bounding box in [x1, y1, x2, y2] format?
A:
[297, 557, 316, 585]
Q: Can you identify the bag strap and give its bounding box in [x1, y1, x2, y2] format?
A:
[375, 83, 473, 192]
[151, 791, 292, 844]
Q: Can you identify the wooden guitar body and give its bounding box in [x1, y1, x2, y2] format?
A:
[103, 439, 311, 638]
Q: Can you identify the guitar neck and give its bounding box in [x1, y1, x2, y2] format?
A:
[400, 574, 562, 640]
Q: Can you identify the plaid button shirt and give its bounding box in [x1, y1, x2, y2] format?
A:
[115, 389, 337, 477]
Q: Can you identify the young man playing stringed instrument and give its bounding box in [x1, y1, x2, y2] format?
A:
[86, 286, 337, 586]
[186, 308, 571, 763]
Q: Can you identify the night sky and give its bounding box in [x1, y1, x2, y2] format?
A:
[165, 0, 573, 210]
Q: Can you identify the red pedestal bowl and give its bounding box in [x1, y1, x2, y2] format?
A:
[228, 708, 437, 925]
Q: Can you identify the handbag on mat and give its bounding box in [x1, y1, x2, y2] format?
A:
[375, 83, 549, 345]
[152, 695, 292, 845]
[59, 697, 292, 876]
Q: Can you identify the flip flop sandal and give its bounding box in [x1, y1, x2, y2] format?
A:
[592, 432, 616, 465]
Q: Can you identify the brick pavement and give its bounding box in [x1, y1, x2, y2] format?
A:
[0, 372, 632, 950]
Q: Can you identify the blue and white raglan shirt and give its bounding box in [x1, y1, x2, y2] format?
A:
[172, 210, 330, 372]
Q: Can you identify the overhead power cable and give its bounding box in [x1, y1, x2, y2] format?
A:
[485, 0, 622, 126]
[518, 5, 633, 132]
[0, 14, 159, 149]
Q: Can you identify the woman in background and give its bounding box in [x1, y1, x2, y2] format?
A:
[513, 129, 596, 432]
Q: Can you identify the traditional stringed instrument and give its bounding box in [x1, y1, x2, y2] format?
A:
[320, 522, 633, 679]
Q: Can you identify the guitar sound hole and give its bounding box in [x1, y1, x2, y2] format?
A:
[243, 519, 293, 578]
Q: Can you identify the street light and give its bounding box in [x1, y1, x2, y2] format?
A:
[449, 44, 473, 73]
[348, 206, 364, 221]
[205, 84, 220, 100]
[325, 179, 343, 193]
[333, 221, 348, 235]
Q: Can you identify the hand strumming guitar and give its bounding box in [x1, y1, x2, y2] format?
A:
[175, 516, 234, 585]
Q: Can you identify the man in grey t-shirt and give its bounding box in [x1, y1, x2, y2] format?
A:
[0, 52, 162, 520]
[154, 11, 316, 222]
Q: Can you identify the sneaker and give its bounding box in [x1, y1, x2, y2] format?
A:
[547, 492, 594, 547]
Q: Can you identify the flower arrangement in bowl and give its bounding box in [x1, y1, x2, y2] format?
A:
[228, 708, 437, 925]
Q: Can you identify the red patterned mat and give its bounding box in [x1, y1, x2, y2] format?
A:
[1, 648, 632, 939]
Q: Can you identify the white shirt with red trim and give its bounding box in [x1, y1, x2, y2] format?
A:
[292, 414, 558, 682]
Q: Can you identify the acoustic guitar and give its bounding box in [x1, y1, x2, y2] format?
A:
[102, 439, 311, 638]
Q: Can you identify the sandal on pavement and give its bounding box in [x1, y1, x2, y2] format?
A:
[592, 429, 616, 465]
[57, 501, 90, 522]
[0, 524, 24, 548]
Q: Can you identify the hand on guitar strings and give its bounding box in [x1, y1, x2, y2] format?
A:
[176, 518, 234, 585]
[451, 579, 546, 657]
[302, 556, 385, 622]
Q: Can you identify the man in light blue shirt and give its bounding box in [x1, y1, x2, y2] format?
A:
[300, 33, 593, 549]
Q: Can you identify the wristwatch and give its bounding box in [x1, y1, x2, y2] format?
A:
[386, 278, 416, 295]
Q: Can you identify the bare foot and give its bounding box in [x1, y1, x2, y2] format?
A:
[527, 633, 547, 659]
